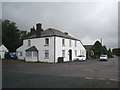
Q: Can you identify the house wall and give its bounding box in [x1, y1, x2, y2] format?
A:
[55, 37, 86, 63]
[17, 37, 54, 62]
[17, 36, 86, 63]
[0, 45, 8, 59]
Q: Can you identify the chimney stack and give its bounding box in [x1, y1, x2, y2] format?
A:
[30, 26, 36, 35]
[36, 23, 43, 37]
[36, 23, 42, 30]
[64, 32, 68, 35]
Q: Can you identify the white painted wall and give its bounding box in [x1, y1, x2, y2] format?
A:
[55, 37, 86, 63]
[0, 45, 8, 59]
[17, 37, 54, 62]
[17, 36, 86, 63]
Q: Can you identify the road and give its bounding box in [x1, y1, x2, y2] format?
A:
[2, 58, 119, 88]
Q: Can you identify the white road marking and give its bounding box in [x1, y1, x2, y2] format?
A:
[85, 77, 94, 80]
[109, 79, 119, 81]
[96, 78, 106, 80]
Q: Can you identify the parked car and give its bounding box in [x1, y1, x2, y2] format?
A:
[73, 55, 86, 61]
[100, 55, 108, 61]
[4, 52, 18, 59]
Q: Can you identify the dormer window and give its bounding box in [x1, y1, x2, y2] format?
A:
[45, 38, 49, 45]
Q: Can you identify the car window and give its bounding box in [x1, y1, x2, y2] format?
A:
[77, 55, 85, 57]
[101, 55, 107, 57]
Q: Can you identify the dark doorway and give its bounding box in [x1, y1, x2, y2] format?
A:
[69, 49, 72, 61]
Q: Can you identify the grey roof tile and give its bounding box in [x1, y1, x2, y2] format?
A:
[26, 28, 79, 41]
[25, 46, 38, 51]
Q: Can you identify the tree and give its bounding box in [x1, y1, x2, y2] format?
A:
[112, 48, 120, 56]
[91, 40, 109, 58]
[91, 41, 102, 58]
[2, 20, 29, 52]
[107, 48, 113, 58]
[102, 45, 108, 55]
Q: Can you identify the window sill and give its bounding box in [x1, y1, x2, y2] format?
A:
[62, 45, 65, 47]
[44, 44, 49, 46]
[44, 58, 49, 59]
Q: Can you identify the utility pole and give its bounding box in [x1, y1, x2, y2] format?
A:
[101, 38, 102, 55]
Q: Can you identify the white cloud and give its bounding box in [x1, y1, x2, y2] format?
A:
[2, 2, 118, 49]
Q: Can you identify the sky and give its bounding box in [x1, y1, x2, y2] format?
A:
[2, 1, 118, 49]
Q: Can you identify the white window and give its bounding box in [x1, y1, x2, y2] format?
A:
[26, 51, 32, 57]
[20, 52, 22, 56]
[45, 38, 49, 45]
[69, 40, 71, 47]
[62, 50, 65, 58]
[62, 39, 65, 46]
[75, 50, 77, 56]
[75, 40, 77, 47]
[45, 50, 49, 59]
[28, 40, 31, 47]
[33, 51, 37, 57]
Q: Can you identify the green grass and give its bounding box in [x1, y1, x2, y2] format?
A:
[88, 81, 118, 88]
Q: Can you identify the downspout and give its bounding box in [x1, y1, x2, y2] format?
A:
[49, 29, 56, 63]
[54, 36, 56, 63]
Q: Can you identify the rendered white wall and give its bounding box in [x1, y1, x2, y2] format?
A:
[55, 37, 86, 62]
[17, 36, 86, 63]
[17, 37, 54, 62]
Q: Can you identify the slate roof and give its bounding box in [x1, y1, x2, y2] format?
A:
[26, 28, 80, 41]
[25, 46, 38, 51]
[84, 45, 93, 49]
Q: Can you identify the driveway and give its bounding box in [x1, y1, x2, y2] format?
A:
[2, 58, 119, 88]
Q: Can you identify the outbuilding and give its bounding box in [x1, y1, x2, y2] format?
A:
[0, 44, 9, 59]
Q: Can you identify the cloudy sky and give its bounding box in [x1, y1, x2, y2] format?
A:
[2, 1, 118, 49]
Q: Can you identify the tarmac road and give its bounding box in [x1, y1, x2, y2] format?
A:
[2, 57, 119, 88]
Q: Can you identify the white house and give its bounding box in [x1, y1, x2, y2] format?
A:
[17, 23, 86, 63]
[0, 44, 9, 59]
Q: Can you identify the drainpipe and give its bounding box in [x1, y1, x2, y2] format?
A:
[54, 36, 56, 63]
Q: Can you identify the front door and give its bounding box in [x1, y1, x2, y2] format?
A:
[69, 49, 72, 61]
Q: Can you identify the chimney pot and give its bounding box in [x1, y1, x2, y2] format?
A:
[64, 32, 68, 35]
[36, 23, 42, 30]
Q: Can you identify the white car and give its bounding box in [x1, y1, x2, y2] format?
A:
[73, 55, 86, 61]
[100, 55, 108, 61]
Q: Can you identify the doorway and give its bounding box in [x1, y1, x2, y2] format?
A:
[69, 49, 72, 61]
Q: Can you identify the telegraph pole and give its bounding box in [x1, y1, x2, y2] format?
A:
[101, 38, 102, 55]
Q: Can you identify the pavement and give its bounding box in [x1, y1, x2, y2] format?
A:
[2, 58, 119, 88]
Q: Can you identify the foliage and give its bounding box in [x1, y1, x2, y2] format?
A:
[91, 40, 111, 58]
[2, 20, 29, 52]
[91, 41, 102, 57]
[102, 46, 108, 55]
[107, 48, 113, 58]
[112, 48, 120, 56]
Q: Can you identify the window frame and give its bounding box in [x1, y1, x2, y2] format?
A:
[33, 51, 38, 57]
[28, 40, 31, 47]
[75, 50, 77, 56]
[26, 51, 32, 57]
[20, 52, 22, 56]
[45, 38, 49, 46]
[45, 50, 49, 59]
[62, 50, 65, 58]
[62, 39, 65, 46]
